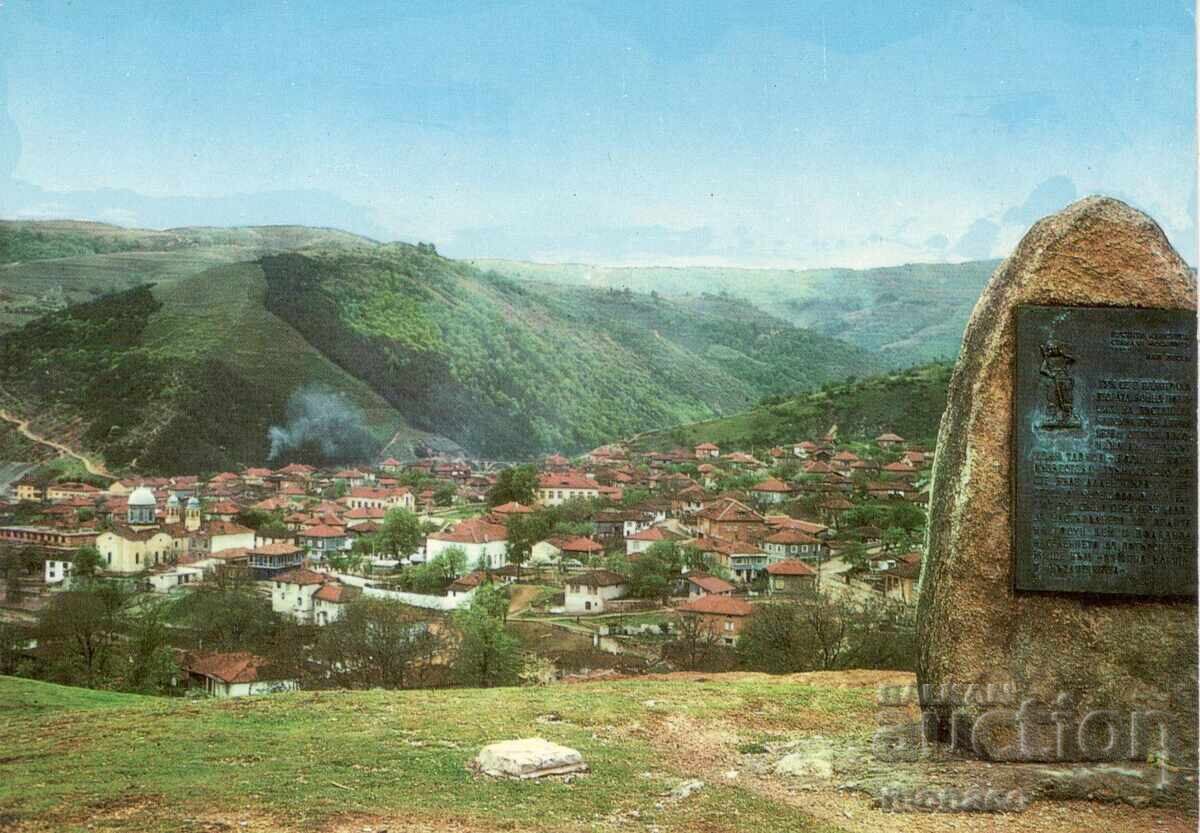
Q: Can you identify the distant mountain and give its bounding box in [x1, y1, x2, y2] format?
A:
[469, 259, 1000, 367]
[0, 222, 886, 472]
[629, 363, 953, 454]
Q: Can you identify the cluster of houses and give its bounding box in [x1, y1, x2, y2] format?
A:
[0, 429, 928, 689]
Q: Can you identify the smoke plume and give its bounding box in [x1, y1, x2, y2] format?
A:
[267, 386, 378, 465]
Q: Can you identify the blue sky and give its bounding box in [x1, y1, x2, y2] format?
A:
[0, 1, 1194, 267]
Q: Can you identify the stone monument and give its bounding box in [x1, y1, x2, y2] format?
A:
[916, 196, 1198, 765]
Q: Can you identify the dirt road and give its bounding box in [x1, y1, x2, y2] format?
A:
[0, 407, 115, 480]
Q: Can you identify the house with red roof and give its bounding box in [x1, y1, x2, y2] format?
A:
[694, 442, 720, 460]
[269, 567, 359, 624]
[298, 524, 352, 560]
[676, 594, 753, 645]
[182, 651, 297, 698]
[247, 542, 305, 580]
[749, 477, 793, 505]
[766, 559, 817, 595]
[564, 569, 628, 613]
[876, 432, 906, 449]
[762, 528, 827, 561]
[535, 472, 600, 506]
[426, 516, 508, 570]
[344, 486, 414, 512]
[313, 581, 363, 625]
[696, 499, 767, 545]
[625, 524, 685, 556]
[685, 573, 735, 598]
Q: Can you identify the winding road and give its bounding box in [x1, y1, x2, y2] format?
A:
[0, 407, 116, 480]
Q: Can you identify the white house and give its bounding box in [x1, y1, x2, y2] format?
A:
[44, 559, 73, 585]
[271, 567, 329, 623]
[312, 582, 361, 626]
[535, 472, 600, 507]
[564, 570, 628, 613]
[625, 525, 683, 555]
[425, 517, 508, 571]
[182, 652, 298, 698]
[147, 563, 205, 593]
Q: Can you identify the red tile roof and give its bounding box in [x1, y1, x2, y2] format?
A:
[428, 517, 507, 545]
[677, 595, 753, 616]
[185, 652, 274, 684]
[698, 499, 764, 524]
[313, 582, 362, 603]
[275, 568, 328, 586]
[687, 573, 736, 594]
[568, 569, 627, 588]
[559, 536, 604, 553]
[537, 472, 598, 491]
[301, 524, 348, 538]
[767, 559, 816, 576]
[491, 501, 534, 514]
[751, 478, 792, 493]
[627, 526, 683, 543]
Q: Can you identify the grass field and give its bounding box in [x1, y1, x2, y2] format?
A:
[0, 674, 869, 833]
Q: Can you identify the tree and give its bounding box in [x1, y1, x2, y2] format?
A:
[37, 581, 133, 687]
[886, 502, 926, 533]
[622, 542, 716, 601]
[736, 593, 848, 673]
[433, 483, 457, 507]
[0, 622, 31, 676]
[378, 508, 423, 557]
[403, 546, 467, 593]
[505, 513, 552, 581]
[882, 526, 917, 553]
[451, 591, 521, 688]
[172, 587, 280, 653]
[119, 599, 178, 694]
[314, 598, 442, 689]
[72, 545, 104, 579]
[669, 611, 724, 671]
[470, 582, 509, 624]
[487, 464, 538, 507]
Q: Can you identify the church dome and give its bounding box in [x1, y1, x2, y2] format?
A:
[167, 493, 180, 505]
[128, 486, 157, 507]
[187, 496, 200, 507]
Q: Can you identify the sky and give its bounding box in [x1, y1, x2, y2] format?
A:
[0, 1, 1194, 268]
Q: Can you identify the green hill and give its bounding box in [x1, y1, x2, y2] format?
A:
[261, 246, 885, 458]
[631, 363, 953, 453]
[0, 223, 886, 471]
[0, 221, 374, 333]
[469, 259, 999, 367]
[0, 673, 873, 833]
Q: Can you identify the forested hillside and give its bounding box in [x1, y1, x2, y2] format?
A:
[631, 363, 953, 452]
[261, 246, 885, 458]
[471, 258, 999, 367]
[0, 222, 888, 471]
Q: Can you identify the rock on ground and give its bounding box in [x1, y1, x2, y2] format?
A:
[471, 738, 588, 779]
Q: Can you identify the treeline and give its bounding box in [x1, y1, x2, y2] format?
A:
[0, 573, 525, 694]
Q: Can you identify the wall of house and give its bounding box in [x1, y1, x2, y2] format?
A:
[564, 582, 625, 613]
[270, 582, 322, 621]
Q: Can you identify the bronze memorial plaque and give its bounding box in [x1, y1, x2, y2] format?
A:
[1014, 305, 1198, 595]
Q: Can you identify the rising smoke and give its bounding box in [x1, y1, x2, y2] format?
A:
[267, 386, 379, 465]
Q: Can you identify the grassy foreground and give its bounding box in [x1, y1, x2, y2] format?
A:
[0, 674, 873, 833]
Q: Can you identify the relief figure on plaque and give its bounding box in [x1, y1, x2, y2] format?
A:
[1039, 340, 1082, 430]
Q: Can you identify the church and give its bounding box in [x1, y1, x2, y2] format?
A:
[95, 487, 252, 575]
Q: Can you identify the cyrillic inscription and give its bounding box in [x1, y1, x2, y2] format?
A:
[1014, 306, 1197, 595]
